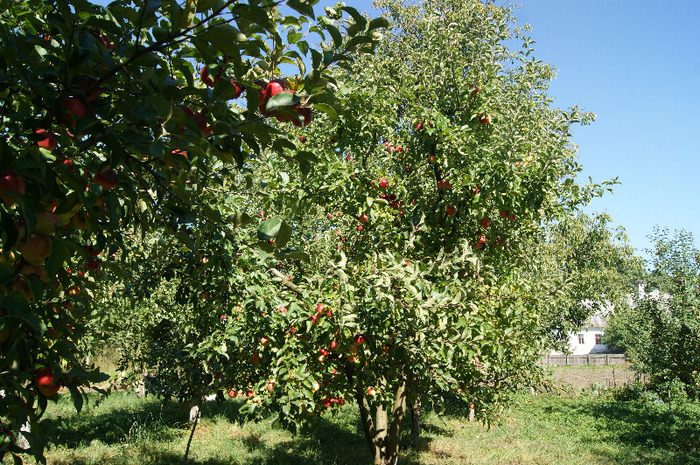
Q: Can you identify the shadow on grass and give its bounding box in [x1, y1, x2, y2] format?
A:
[572, 398, 700, 464]
[46, 394, 438, 465]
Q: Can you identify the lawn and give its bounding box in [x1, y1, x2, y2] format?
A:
[6, 382, 700, 465]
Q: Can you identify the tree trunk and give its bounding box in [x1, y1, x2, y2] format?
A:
[409, 399, 421, 449]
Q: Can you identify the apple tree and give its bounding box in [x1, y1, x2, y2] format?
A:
[0, 0, 386, 461]
[193, 0, 616, 463]
[605, 227, 700, 401]
[525, 212, 644, 351]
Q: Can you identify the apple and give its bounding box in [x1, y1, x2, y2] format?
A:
[299, 136, 307, 144]
[480, 217, 491, 228]
[63, 97, 87, 128]
[266, 380, 275, 392]
[367, 387, 376, 396]
[378, 178, 389, 188]
[359, 214, 369, 224]
[12, 278, 33, 302]
[354, 334, 367, 344]
[0, 171, 26, 204]
[35, 367, 61, 396]
[250, 353, 260, 363]
[35, 211, 59, 235]
[230, 80, 243, 99]
[478, 113, 492, 124]
[500, 210, 508, 219]
[292, 107, 313, 127]
[445, 205, 456, 216]
[507, 213, 516, 221]
[86, 259, 100, 271]
[36, 129, 57, 151]
[21, 263, 46, 281]
[429, 155, 436, 163]
[20, 235, 52, 265]
[415, 121, 424, 131]
[228, 389, 237, 398]
[469, 84, 480, 94]
[246, 390, 254, 398]
[260, 336, 270, 346]
[312, 382, 320, 391]
[94, 169, 118, 191]
[330, 340, 339, 351]
[78, 76, 100, 102]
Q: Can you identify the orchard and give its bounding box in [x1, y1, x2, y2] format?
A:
[0, 0, 618, 464]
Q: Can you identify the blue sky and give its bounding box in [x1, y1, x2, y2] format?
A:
[339, 0, 700, 259]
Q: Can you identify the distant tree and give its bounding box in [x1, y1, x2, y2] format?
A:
[526, 212, 644, 352]
[605, 228, 700, 401]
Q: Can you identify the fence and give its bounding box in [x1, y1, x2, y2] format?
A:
[543, 353, 627, 366]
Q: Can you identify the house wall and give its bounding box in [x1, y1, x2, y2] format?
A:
[552, 327, 609, 355]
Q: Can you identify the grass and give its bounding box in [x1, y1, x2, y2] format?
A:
[5, 385, 700, 464]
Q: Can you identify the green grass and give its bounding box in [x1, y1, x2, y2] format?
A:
[5, 390, 700, 464]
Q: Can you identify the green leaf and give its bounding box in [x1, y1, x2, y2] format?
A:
[286, 0, 318, 19]
[199, 23, 247, 56]
[266, 91, 302, 112]
[311, 103, 337, 120]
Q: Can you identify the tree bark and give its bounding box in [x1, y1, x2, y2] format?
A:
[409, 399, 421, 449]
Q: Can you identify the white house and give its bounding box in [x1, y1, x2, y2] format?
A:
[556, 312, 610, 355]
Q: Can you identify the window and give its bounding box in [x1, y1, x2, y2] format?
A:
[595, 334, 602, 345]
[577, 334, 584, 344]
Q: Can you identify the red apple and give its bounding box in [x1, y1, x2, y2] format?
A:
[480, 217, 491, 228]
[246, 390, 254, 398]
[507, 213, 515, 221]
[0, 171, 26, 204]
[266, 381, 275, 392]
[500, 210, 508, 219]
[94, 169, 118, 191]
[228, 389, 237, 398]
[35, 367, 61, 396]
[478, 113, 492, 124]
[230, 80, 243, 99]
[359, 214, 369, 224]
[469, 84, 480, 94]
[330, 340, 339, 351]
[446, 205, 456, 216]
[415, 121, 424, 131]
[292, 107, 313, 127]
[354, 334, 367, 344]
[63, 97, 87, 128]
[36, 130, 57, 151]
[260, 336, 270, 346]
[250, 353, 260, 363]
[378, 178, 389, 188]
[20, 235, 52, 266]
[299, 136, 307, 144]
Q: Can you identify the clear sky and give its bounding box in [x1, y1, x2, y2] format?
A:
[340, 0, 700, 259]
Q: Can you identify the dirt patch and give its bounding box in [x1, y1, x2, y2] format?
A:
[548, 364, 641, 390]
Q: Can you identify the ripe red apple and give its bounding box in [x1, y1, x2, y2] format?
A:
[480, 217, 491, 228]
[507, 213, 516, 221]
[230, 80, 243, 99]
[445, 205, 456, 216]
[86, 259, 100, 271]
[228, 389, 237, 398]
[292, 107, 313, 127]
[246, 390, 254, 398]
[359, 214, 369, 224]
[500, 210, 508, 219]
[260, 336, 270, 346]
[63, 97, 87, 128]
[267, 381, 275, 392]
[21, 263, 46, 281]
[0, 171, 26, 204]
[299, 136, 307, 144]
[415, 121, 424, 131]
[367, 387, 376, 396]
[250, 353, 260, 363]
[330, 340, 339, 351]
[378, 178, 389, 188]
[36, 130, 57, 151]
[478, 113, 492, 124]
[20, 235, 52, 266]
[354, 334, 367, 344]
[94, 169, 118, 191]
[35, 367, 61, 396]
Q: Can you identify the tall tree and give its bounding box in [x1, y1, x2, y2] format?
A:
[0, 0, 385, 461]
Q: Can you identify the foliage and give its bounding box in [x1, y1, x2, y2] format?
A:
[0, 0, 386, 461]
[525, 212, 644, 351]
[605, 228, 700, 401]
